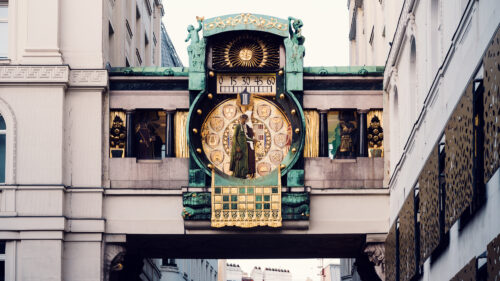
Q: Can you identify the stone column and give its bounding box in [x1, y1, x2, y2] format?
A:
[125, 110, 135, 157]
[358, 110, 368, 157]
[319, 110, 329, 157]
[165, 110, 175, 157]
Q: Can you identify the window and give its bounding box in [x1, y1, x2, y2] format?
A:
[162, 258, 176, 266]
[328, 110, 358, 159]
[0, 2, 8, 58]
[0, 115, 6, 183]
[0, 241, 5, 281]
[369, 26, 374, 45]
[125, 19, 133, 39]
[136, 48, 142, 65]
[134, 110, 165, 159]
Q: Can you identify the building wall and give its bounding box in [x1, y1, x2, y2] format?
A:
[377, 0, 500, 279]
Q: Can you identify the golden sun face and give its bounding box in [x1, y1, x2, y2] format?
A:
[212, 34, 280, 69]
[239, 48, 253, 61]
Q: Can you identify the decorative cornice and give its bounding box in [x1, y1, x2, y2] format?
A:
[69, 70, 108, 88]
[0, 66, 108, 88]
[0, 65, 69, 83]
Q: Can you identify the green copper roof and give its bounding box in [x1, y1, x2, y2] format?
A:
[109, 67, 189, 76]
[303, 66, 384, 76]
[203, 13, 289, 37]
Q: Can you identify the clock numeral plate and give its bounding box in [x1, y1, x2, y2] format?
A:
[217, 74, 276, 96]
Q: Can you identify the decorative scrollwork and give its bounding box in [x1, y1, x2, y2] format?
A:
[204, 13, 288, 32]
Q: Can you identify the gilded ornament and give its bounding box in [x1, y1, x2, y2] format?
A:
[197, 109, 202, 115]
[279, 93, 285, 99]
[209, 117, 225, 132]
[210, 150, 224, 165]
[257, 162, 272, 176]
[256, 104, 272, 120]
[209, 71, 215, 77]
[269, 150, 284, 165]
[269, 117, 284, 132]
[222, 104, 237, 119]
[295, 128, 300, 134]
[192, 128, 198, 134]
[196, 148, 202, 154]
[291, 148, 297, 153]
[291, 109, 296, 115]
[274, 133, 288, 148]
[205, 133, 220, 148]
[278, 70, 284, 76]
[280, 164, 286, 169]
[207, 93, 213, 99]
[207, 163, 214, 169]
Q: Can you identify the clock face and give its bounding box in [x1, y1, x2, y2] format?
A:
[201, 97, 292, 179]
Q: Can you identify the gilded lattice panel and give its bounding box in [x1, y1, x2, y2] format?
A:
[211, 185, 281, 227]
[175, 111, 189, 158]
[487, 233, 500, 281]
[419, 145, 440, 264]
[304, 110, 319, 157]
[385, 222, 397, 281]
[450, 258, 476, 281]
[399, 188, 416, 281]
[445, 85, 474, 232]
[483, 28, 500, 184]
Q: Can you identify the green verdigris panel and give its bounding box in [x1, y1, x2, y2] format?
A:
[287, 169, 304, 187]
[189, 169, 206, 187]
[284, 17, 305, 92]
[182, 192, 211, 220]
[182, 192, 310, 221]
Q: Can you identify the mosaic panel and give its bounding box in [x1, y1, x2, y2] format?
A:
[385, 222, 397, 281]
[419, 145, 440, 264]
[399, 188, 417, 281]
[450, 258, 476, 281]
[487, 233, 500, 281]
[483, 28, 500, 184]
[211, 185, 281, 228]
[445, 84, 474, 232]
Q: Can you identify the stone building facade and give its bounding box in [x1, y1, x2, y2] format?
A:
[348, 0, 500, 280]
[0, 4, 392, 281]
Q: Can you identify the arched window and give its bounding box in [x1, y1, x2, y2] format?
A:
[0, 115, 5, 183]
[431, 0, 440, 70]
[409, 37, 417, 122]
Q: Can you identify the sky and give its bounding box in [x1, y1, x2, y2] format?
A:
[162, 0, 350, 67]
[226, 259, 339, 281]
[162, 2, 346, 280]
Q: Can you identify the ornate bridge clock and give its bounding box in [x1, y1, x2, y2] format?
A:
[184, 14, 307, 228]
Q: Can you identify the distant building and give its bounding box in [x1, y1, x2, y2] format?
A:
[251, 267, 292, 281]
[321, 263, 340, 281]
[225, 263, 243, 281]
[159, 259, 218, 281]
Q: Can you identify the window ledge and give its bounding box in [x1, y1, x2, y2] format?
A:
[0, 58, 11, 65]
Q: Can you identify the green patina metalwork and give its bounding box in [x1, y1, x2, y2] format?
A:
[282, 192, 310, 220]
[182, 192, 211, 220]
[287, 169, 304, 187]
[285, 17, 305, 91]
[109, 67, 188, 76]
[203, 13, 289, 38]
[303, 66, 385, 76]
[182, 192, 310, 220]
[186, 18, 206, 90]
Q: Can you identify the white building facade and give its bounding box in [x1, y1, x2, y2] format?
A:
[348, 0, 500, 280]
[0, 0, 174, 280]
